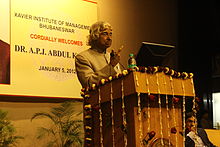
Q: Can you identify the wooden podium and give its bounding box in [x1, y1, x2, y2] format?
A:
[83, 70, 195, 147]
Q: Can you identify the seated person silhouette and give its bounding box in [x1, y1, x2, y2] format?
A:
[185, 112, 216, 147]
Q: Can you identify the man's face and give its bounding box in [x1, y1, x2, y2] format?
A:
[186, 116, 197, 132]
[96, 28, 112, 50]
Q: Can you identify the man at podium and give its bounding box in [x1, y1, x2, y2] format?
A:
[75, 21, 121, 88]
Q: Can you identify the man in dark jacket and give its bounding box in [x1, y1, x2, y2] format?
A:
[185, 112, 216, 147]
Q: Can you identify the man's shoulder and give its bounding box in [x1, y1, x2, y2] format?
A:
[76, 48, 110, 58]
[76, 48, 96, 57]
[76, 49, 99, 62]
[197, 128, 208, 137]
[197, 128, 205, 132]
[76, 49, 90, 59]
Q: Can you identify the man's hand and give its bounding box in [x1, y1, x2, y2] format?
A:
[110, 45, 123, 67]
[110, 51, 120, 67]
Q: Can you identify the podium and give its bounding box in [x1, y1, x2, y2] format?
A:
[83, 69, 195, 147]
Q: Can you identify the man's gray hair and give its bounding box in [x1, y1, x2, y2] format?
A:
[87, 21, 112, 46]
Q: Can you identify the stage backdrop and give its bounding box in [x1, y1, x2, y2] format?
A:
[0, 0, 97, 98]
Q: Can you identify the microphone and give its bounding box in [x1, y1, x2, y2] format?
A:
[110, 50, 115, 57]
[110, 45, 124, 57]
[110, 45, 126, 70]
